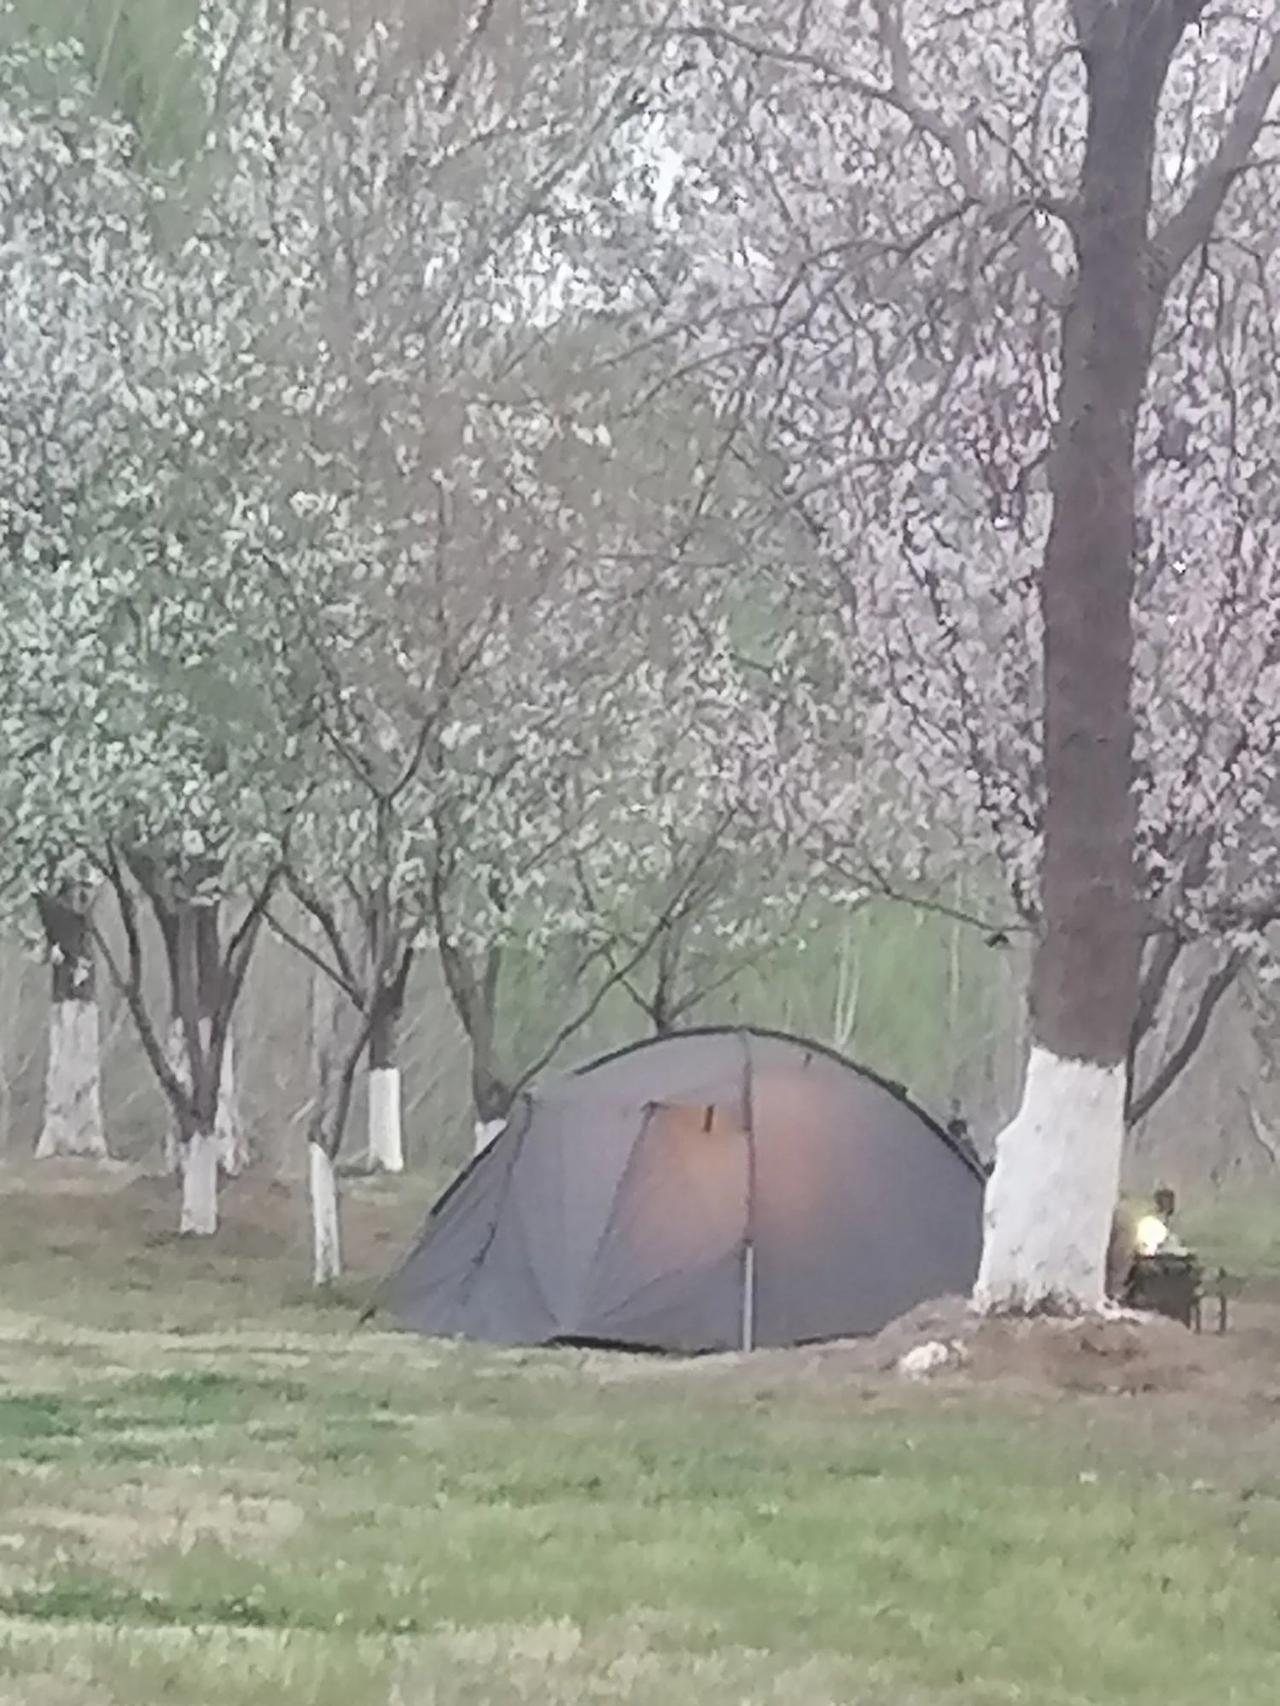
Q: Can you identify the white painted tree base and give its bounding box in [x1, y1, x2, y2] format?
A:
[163, 1019, 248, 1175]
[367, 1068, 404, 1173]
[35, 1000, 108, 1159]
[309, 1142, 342, 1284]
[179, 1130, 219, 1236]
[473, 1117, 506, 1157]
[216, 1029, 249, 1176]
[972, 1046, 1126, 1315]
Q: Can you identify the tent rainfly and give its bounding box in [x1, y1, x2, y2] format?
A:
[382, 1027, 987, 1353]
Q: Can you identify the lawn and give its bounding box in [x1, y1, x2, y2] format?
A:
[1, 1164, 1278, 1705]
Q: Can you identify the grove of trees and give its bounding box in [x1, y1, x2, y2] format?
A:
[2, 0, 1278, 1308]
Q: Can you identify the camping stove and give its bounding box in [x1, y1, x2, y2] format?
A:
[1123, 1249, 1202, 1328]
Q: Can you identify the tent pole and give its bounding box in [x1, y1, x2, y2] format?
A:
[739, 1029, 757, 1353]
[741, 1242, 756, 1352]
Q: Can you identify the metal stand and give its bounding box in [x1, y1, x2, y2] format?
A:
[1192, 1268, 1239, 1335]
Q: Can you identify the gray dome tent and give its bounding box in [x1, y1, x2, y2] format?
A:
[382, 1027, 986, 1353]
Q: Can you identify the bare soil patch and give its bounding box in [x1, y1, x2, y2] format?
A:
[0, 1159, 427, 1275]
[0, 1159, 142, 1197]
[705, 1291, 1280, 1415]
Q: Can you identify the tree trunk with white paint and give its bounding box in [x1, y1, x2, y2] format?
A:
[37, 999, 108, 1160]
[976, 2, 1184, 1313]
[305, 963, 348, 1283]
[367, 1067, 404, 1173]
[179, 1129, 219, 1236]
[365, 986, 405, 1172]
[194, 904, 249, 1176]
[973, 1050, 1127, 1313]
[150, 886, 248, 1176]
[164, 1017, 246, 1175]
[215, 1028, 249, 1176]
[469, 1028, 512, 1161]
[473, 1117, 506, 1157]
[434, 929, 516, 1166]
[35, 890, 108, 1159]
[309, 1141, 342, 1284]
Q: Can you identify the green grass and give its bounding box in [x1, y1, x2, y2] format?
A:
[0, 1166, 437, 1335]
[1, 1169, 1279, 1704]
[1180, 1191, 1280, 1288]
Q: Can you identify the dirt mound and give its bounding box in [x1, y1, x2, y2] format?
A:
[961, 1312, 1215, 1396]
[840, 1295, 978, 1375]
[711, 1296, 976, 1385]
[712, 1294, 1279, 1406]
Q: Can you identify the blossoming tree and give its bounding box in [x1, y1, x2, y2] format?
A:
[0, 33, 162, 1162]
[637, 0, 1280, 1309]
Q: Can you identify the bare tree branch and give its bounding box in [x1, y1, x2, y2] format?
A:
[311, 1003, 378, 1161]
[677, 11, 1072, 305]
[1152, 32, 1280, 286]
[267, 906, 364, 1006]
[1129, 931, 1183, 1069]
[283, 866, 365, 999]
[1128, 948, 1245, 1125]
[209, 872, 280, 1079]
[439, 0, 499, 109]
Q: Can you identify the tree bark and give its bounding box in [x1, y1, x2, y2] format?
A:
[143, 869, 248, 1176]
[305, 958, 347, 1282]
[141, 881, 229, 1216]
[162, 1017, 187, 1175]
[365, 984, 405, 1173]
[649, 924, 678, 1035]
[162, 1015, 245, 1175]
[976, 0, 1196, 1313]
[215, 1027, 247, 1175]
[97, 848, 273, 1237]
[308, 1141, 342, 1283]
[472, 1057, 512, 1126]
[34, 890, 108, 1160]
[196, 905, 249, 1175]
[470, 1020, 512, 1153]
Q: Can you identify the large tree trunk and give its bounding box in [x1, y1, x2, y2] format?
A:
[365, 990, 404, 1174]
[976, 1, 1188, 1313]
[34, 890, 108, 1160]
